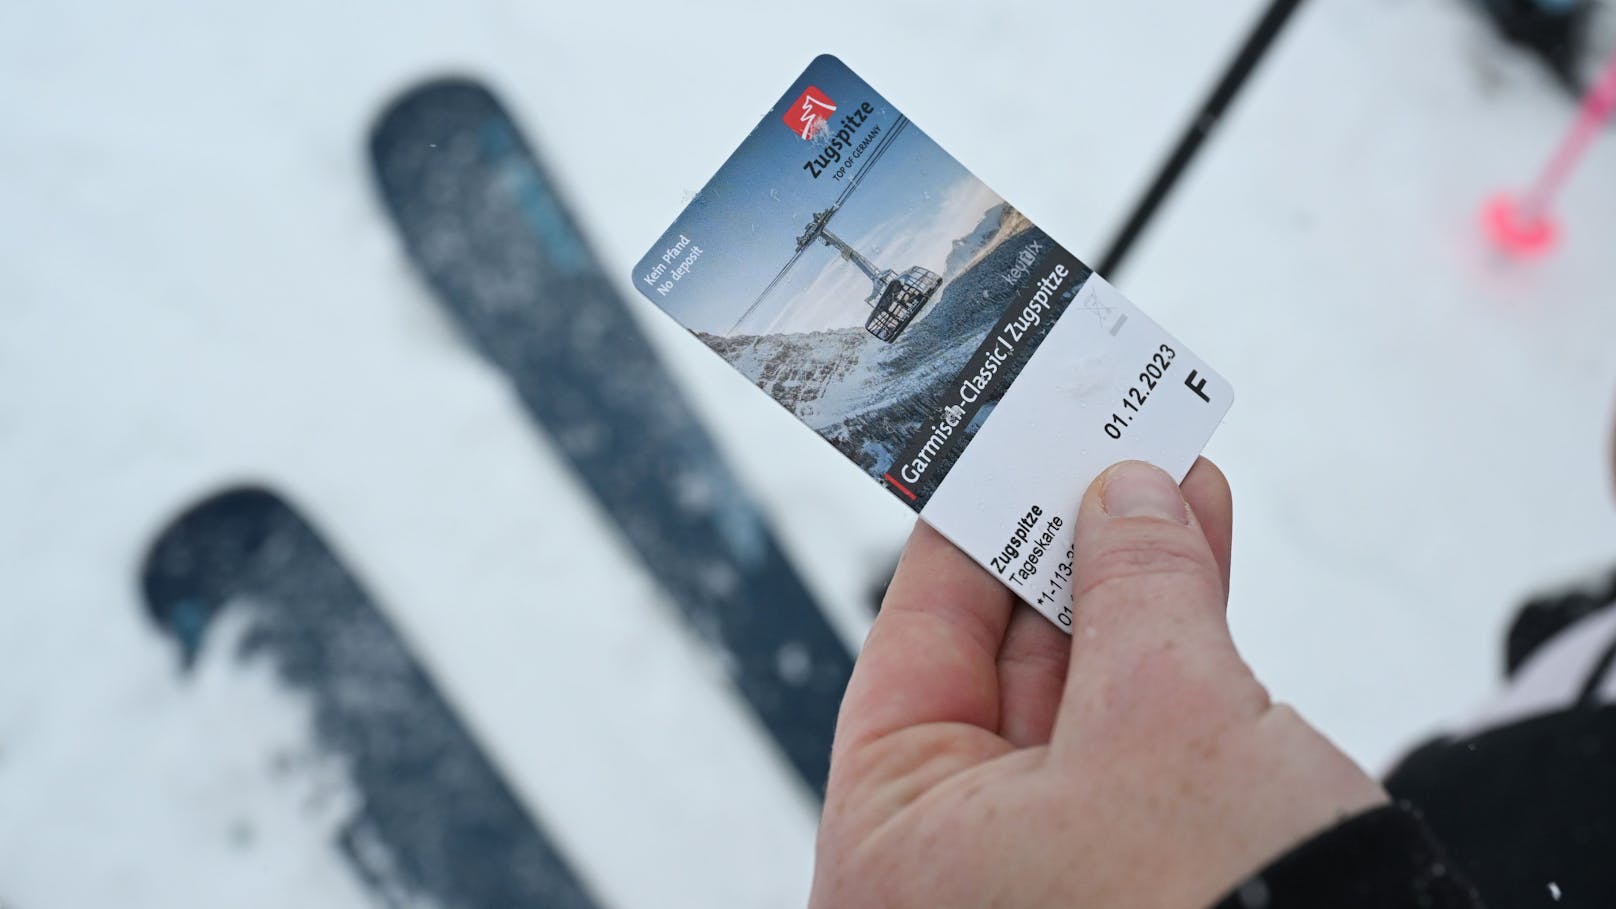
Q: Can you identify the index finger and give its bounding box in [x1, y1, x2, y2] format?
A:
[833, 520, 1015, 758]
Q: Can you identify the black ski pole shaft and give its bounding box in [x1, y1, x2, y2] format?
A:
[1098, 0, 1307, 279]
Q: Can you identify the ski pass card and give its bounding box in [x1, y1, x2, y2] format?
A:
[632, 55, 1232, 631]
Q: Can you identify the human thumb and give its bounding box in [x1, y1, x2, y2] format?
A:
[1044, 462, 1388, 908]
[1057, 460, 1253, 731]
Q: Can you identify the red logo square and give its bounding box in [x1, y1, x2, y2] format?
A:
[783, 86, 838, 140]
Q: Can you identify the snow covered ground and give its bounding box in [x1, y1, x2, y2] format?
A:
[2, 1, 1613, 907]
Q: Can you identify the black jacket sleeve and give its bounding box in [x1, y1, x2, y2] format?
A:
[1210, 803, 1484, 909]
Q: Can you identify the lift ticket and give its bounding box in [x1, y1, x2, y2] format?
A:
[632, 54, 1232, 631]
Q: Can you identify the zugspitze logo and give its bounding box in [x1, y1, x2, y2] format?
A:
[783, 86, 837, 140]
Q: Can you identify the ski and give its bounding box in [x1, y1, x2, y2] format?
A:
[143, 486, 604, 909]
[368, 78, 853, 797]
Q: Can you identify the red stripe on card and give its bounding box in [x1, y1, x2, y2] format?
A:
[883, 473, 918, 501]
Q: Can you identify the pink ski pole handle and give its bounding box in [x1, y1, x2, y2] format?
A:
[1485, 47, 1616, 256]
[1521, 48, 1616, 218]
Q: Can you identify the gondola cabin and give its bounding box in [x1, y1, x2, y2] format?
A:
[864, 266, 942, 342]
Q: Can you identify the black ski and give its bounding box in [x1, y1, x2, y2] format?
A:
[368, 78, 852, 797]
[143, 486, 604, 909]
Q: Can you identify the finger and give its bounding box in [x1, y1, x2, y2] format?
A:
[996, 601, 1070, 747]
[1180, 457, 1233, 598]
[996, 460, 1227, 748]
[834, 520, 1015, 758]
[1056, 461, 1247, 743]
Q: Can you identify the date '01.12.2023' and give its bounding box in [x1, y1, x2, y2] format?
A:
[1100, 344, 1215, 440]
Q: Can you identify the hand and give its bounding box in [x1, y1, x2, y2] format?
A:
[811, 459, 1387, 909]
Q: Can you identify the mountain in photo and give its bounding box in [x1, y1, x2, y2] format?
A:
[695, 203, 1055, 480]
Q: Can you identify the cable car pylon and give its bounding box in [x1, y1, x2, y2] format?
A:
[732, 116, 942, 343]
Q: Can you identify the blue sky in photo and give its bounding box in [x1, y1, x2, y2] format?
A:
[634, 55, 1001, 336]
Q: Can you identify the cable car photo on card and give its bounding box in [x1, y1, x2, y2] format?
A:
[635, 56, 1055, 494]
[635, 54, 1232, 630]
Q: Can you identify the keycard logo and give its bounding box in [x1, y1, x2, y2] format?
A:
[784, 86, 837, 140]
